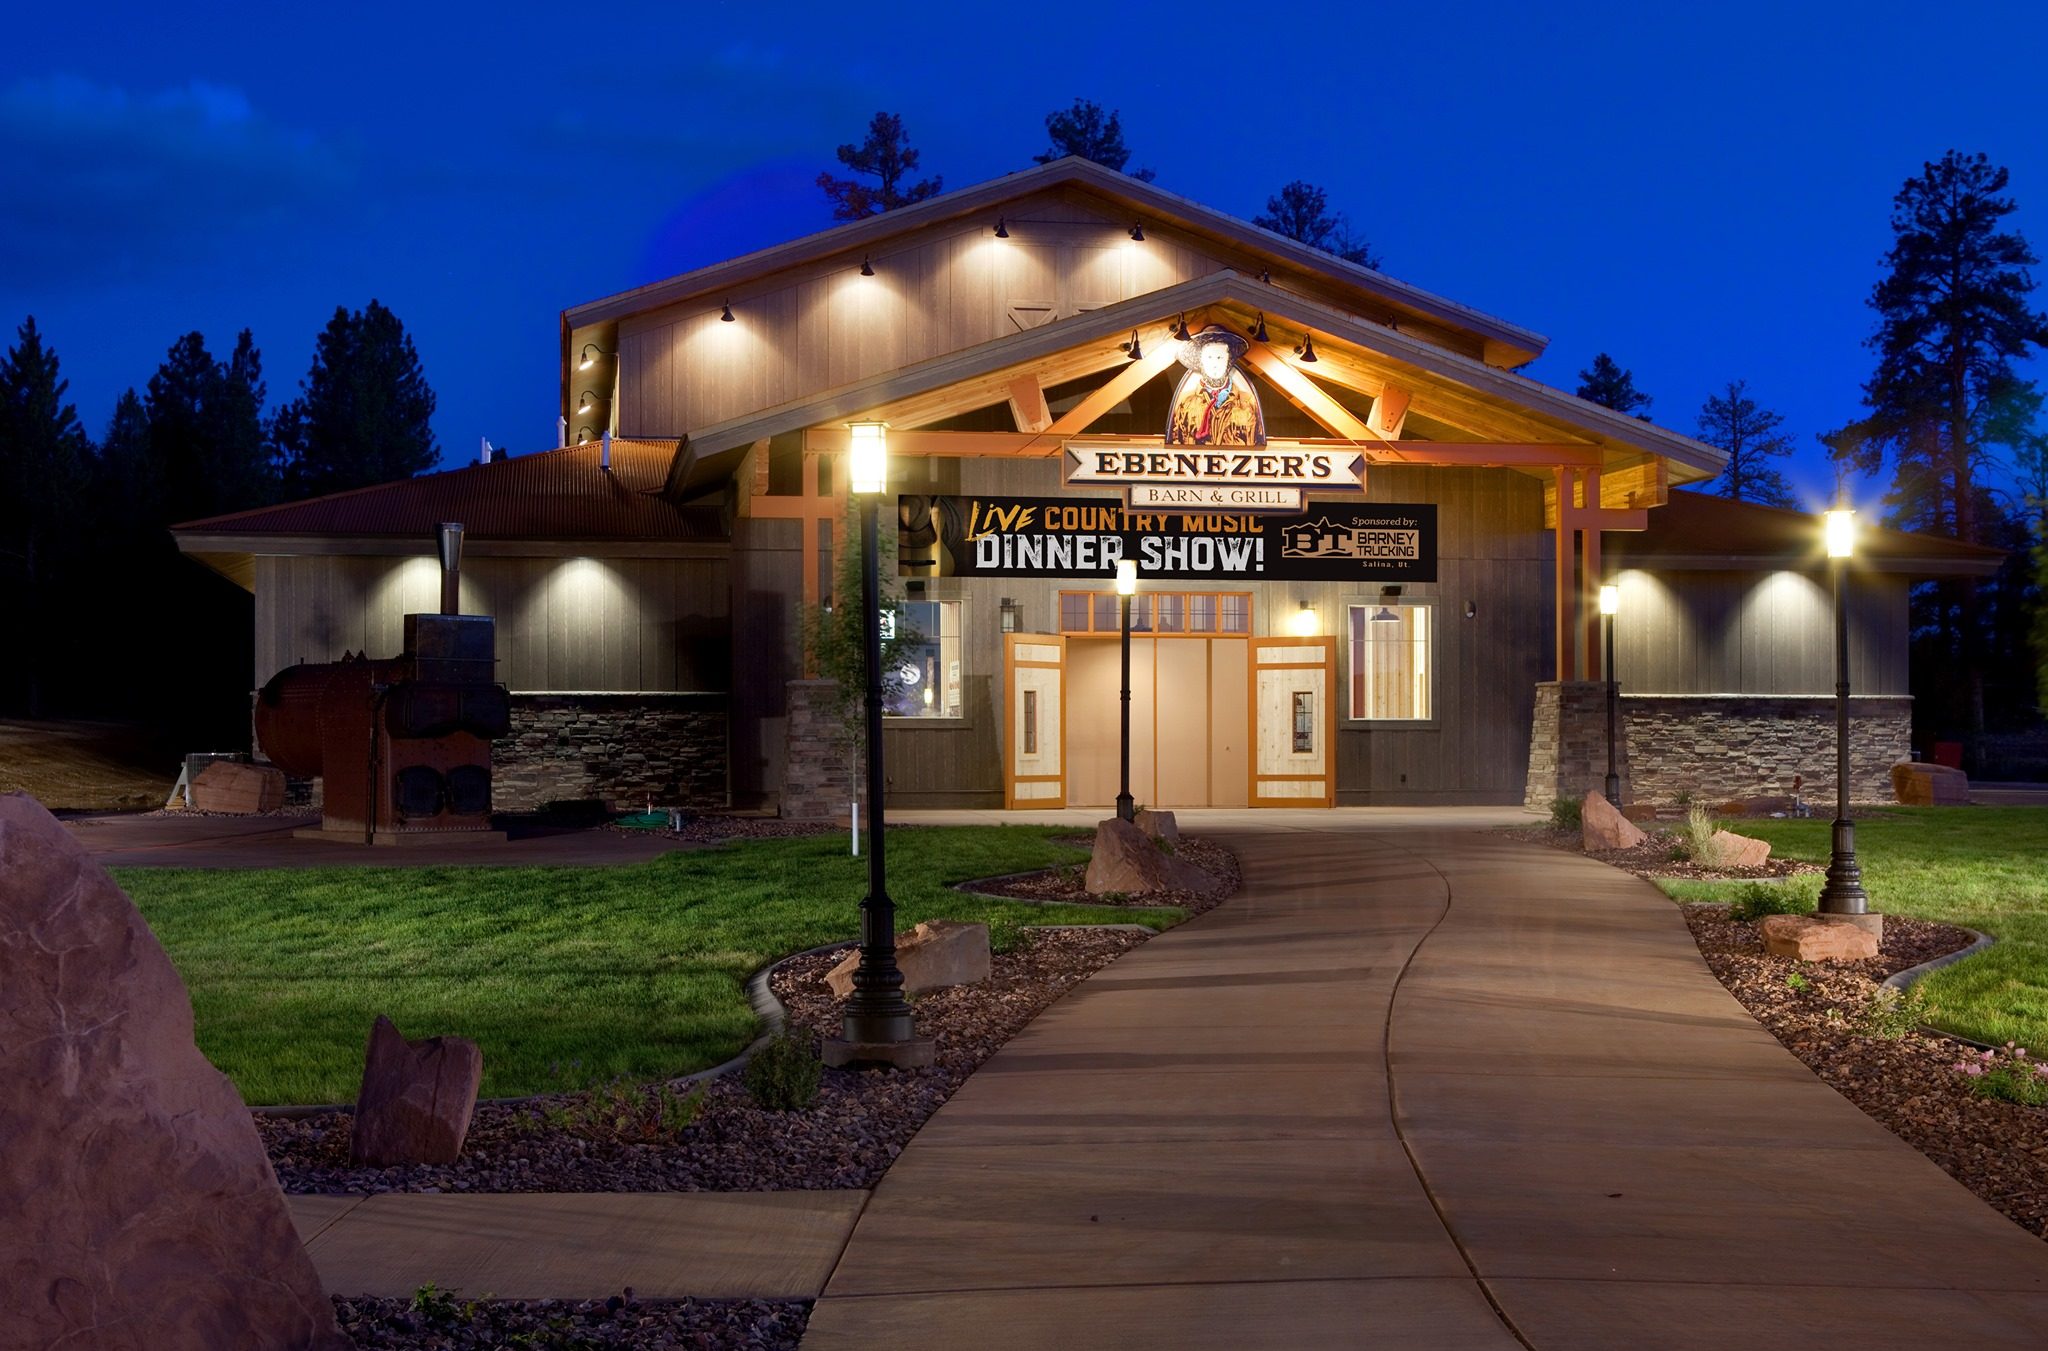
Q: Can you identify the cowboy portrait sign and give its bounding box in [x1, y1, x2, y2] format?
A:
[1166, 323, 1264, 446]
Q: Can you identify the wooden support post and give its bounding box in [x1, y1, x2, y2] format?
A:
[1581, 475, 1603, 682]
[1554, 468, 1577, 683]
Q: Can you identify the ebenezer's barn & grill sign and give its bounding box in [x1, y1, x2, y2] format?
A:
[172, 158, 2003, 814]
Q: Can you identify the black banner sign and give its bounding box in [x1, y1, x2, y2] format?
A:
[897, 495, 1437, 583]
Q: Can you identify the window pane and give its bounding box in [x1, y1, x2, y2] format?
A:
[1060, 593, 1090, 633]
[1094, 593, 1118, 631]
[1128, 594, 1151, 632]
[1219, 594, 1248, 634]
[885, 600, 964, 718]
[1348, 604, 1431, 720]
[1155, 593, 1184, 633]
[1292, 691, 1314, 753]
[1188, 594, 1216, 632]
[1023, 688, 1038, 754]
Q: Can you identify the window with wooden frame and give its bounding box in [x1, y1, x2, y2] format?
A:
[1347, 602, 1432, 720]
[889, 599, 965, 718]
[1058, 590, 1252, 636]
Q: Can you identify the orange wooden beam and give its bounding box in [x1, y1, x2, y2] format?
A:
[801, 426, 1607, 467]
[1581, 472, 1603, 681]
[1555, 468, 1577, 683]
[1370, 385, 1412, 439]
[1026, 343, 1181, 451]
[1240, 344, 1375, 442]
[1006, 375, 1053, 433]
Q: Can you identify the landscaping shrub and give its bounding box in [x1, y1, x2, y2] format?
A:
[1858, 984, 1935, 1040]
[1549, 796, 1582, 831]
[525, 1077, 704, 1143]
[1680, 805, 1720, 862]
[1726, 883, 1806, 923]
[1956, 1043, 2048, 1107]
[743, 1027, 823, 1111]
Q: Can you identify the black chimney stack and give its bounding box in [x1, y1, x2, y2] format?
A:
[437, 522, 463, 615]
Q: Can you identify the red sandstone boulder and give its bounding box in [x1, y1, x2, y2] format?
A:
[350, 1015, 484, 1167]
[1581, 791, 1647, 851]
[1086, 816, 1216, 895]
[826, 920, 992, 1000]
[1704, 829, 1772, 869]
[1891, 760, 1969, 806]
[1621, 803, 1663, 824]
[0, 792, 347, 1350]
[1760, 914, 1880, 962]
[1134, 807, 1179, 844]
[190, 759, 288, 813]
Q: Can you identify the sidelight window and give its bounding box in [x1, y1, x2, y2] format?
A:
[1348, 603, 1432, 720]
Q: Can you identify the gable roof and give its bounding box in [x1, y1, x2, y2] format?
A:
[1614, 489, 2007, 576]
[563, 157, 1549, 368]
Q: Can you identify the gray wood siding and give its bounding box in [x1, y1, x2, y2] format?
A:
[253, 554, 729, 693]
[728, 517, 803, 808]
[1611, 569, 1909, 697]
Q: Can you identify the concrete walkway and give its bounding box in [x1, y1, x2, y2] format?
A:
[803, 816, 2048, 1349]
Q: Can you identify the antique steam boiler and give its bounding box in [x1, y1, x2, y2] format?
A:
[255, 523, 511, 842]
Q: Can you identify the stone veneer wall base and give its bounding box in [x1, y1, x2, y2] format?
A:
[782, 679, 857, 821]
[1621, 694, 1909, 807]
[1525, 681, 1633, 811]
[494, 693, 728, 813]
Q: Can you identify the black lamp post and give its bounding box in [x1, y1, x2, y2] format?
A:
[825, 421, 933, 1068]
[1115, 558, 1136, 823]
[1817, 506, 1870, 916]
[1600, 582, 1621, 803]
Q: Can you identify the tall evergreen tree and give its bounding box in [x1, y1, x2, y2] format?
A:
[1034, 99, 1155, 182]
[144, 329, 275, 525]
[1831, 151, 2048, 734]
[1253, 181, 1378, 267]
[817, 112, 942, 220]
[1575, 353, 1653, 420]
[273, 300, 440, 497]
[0, 317, 93, 715]
[1696, 380, 1797, 507]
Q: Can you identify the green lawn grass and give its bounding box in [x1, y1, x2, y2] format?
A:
[1657, 807, 2048, 1050]
[114, 826, 1163, 1106]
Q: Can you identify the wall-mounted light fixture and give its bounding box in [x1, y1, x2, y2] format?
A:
[1129, 223, 1145, 242]
[1372, 585, 1403, 622]
[1295, 331, 1319, 363]
[999, 597, 1021, 633]
[994, 217, 1009, 239]
[577, 343, 607, 372]
[576, 391, 596, 415]
[576, 427, 593, 444]
[1290, 601, 1319, 637]
[1249, 313, 1270, 343]
[720, 300, 735, 322]
[860, 255, 875, 277]
[1172, 313, 1192, 342]
[1120, 328, 1143, 361]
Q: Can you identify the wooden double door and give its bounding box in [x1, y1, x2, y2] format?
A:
[1003, 632, 1335, 808]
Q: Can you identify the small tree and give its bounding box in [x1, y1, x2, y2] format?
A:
[0, 317, 93, 715]
[1696, 380, 1797, 507]
[1035, 99, 1155, 181]
[1253, 180, 1378, 268]
[817, 112, 943, 220]
[801, 503, 921, 777]
[1576, 353, 1653, 420]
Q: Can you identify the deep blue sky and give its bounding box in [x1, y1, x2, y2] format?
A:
[6, 0, 2046, 510]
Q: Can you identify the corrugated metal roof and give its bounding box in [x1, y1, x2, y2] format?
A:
[1615, 490, 2006, 576]
[172, 440, 722, 541]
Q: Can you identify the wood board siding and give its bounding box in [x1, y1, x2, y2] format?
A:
[615, 192, 1225, 439]
[1610, 568, 1909, 697]
[252, 554, 729, 694]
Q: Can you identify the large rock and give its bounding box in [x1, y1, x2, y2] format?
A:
[190, 760, 287, 814]
[349, 1016, 484, 1167]
[826, 920, 992, 1000]
[0, 791, 347, 1350]
[1703, 829, 1772, 869]
[1134, 808, 1179, 844]
[1580, 791, 1646, 851]
[1891, 760, 1969, 806]
[1760, 913, 1880, 962]
[1085, 816, 1216, 896]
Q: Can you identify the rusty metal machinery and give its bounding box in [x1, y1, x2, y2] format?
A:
[255, 524, 511, 842]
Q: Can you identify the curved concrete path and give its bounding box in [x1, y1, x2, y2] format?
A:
[803, 815, 2048, 1349]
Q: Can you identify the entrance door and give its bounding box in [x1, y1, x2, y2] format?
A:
[1004, 634, 1066, 808]
[1250, 636, 1336, 807]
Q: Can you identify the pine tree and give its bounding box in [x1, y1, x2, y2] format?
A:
[1575, 354, 1653, 420]
[817, 112, 943, 221]
[145, 329, 276, 524]
[1696, 380, 1797, 507]
[0, 317, 93, 715]
[1833, 151, 2048, 734]
[274, 300, 440, 497]
[1034, 99, 1155, 182]
[1253, 181, 1378, 267]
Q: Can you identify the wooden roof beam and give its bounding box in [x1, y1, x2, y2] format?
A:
[1240, 344, 1376, 442]
[1370, 385, 1412, 439]
[1007, 376, 1054, 433]
[1025, 343, 1182, 452]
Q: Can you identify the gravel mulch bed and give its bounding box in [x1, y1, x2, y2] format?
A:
[1685, 903, 2048, 1240]
[334, 1290, 807, 1349]
[264, 927, 1158, 1195]
[963, 834, 1239, 914]
[1508, 824, 1822, 881]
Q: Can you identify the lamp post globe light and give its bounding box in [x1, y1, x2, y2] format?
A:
[1599, 583, 1621, 804]
[824, 421, 934, 1069]
[1115, 558, 1137, 824]
[1817, 506, 1871, 917]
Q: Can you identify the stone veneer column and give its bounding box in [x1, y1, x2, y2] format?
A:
[1525, 680, 1633, 810]
[781, 678, 857, 820]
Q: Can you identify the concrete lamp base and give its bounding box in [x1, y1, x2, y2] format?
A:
[823, 1036, 936, 1070]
